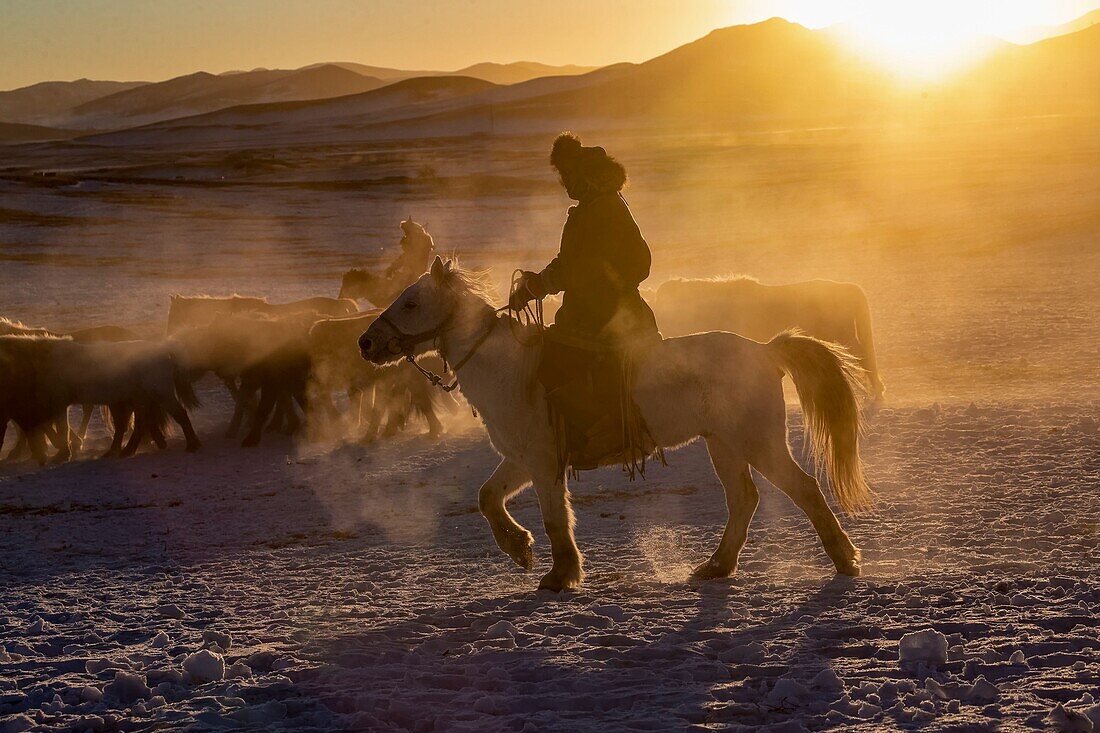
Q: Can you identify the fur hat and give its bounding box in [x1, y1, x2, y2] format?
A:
[550, 132, 626, 194]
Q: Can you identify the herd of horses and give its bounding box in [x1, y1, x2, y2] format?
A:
[0, 222, 885, 472]
[0, 294, 453, 464]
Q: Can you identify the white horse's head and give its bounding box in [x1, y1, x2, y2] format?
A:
[358, 256, 487, 364]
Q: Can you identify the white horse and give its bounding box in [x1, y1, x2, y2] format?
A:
[359, 258, 872, 592]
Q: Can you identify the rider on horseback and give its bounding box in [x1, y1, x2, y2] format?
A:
[510, 134, 661, 474]
[387, 218, 435, 290]
[510, 134, 658, 345]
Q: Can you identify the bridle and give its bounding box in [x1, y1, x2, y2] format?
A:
[376, 309, 498, 393]
[373, 269, 545, 393]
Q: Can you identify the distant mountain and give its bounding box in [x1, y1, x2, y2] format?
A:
[65, 17, 1100, 149]
[450, 62, 599, 85]
[81, 65, 639, 147]
[322, 18, 899, 139]
[2, 61, 600, 133]
[0, 79, 147, 125]
[305, 60, 598, 85]
[300, 62, 411, 80]
[354, 17, 1100, 137]
[511, 18, 895, 125]
[60, 65, 386, 128]
[84, 76, 499, 147]
[1014, 8, 1100, 43]
[947, 23, 1100, 116]
[0, 121, 84, 144]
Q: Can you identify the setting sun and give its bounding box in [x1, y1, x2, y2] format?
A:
[760, 0, 1098, 78]
[836, 4, 1006, 78]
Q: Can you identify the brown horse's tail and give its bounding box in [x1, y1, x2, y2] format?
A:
[767, 330, 873, 514]
[171, 358, 201, 410]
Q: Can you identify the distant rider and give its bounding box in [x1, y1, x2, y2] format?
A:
[386, 218, 436, 292]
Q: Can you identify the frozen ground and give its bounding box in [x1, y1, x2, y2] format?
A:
[1, 121, 1098, 730]
[0, 395, 1097, 731]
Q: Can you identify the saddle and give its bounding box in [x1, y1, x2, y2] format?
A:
[537, 327, 664, 479]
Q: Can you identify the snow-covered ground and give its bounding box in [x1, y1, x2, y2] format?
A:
[2, 121, 1098, 730]
[1, 394, 1097, 731]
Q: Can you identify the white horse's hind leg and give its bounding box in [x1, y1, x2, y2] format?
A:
[692, 440, 759, 579]
[753, 439, 861, 576]
[478, 459, 535, 570]
[532, 470, 584, 592]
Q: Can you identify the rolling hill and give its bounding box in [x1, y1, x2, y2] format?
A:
[58, 65, 387, 129]
[343, 17, 1100, 138]
[0, 79, 147, 126]
[946, 23, 1100, 116]
[0, 121, 85, 144]
[47, 15, 1100, 148]
[81, 75, 501, 147]
[1014, 8, 1100, 43]
[305, 60, 598, 85]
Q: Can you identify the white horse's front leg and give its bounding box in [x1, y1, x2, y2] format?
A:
[478, 459, 535, 570]
[532, 469, 585, 591]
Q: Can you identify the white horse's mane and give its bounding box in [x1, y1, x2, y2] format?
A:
[663, 274, 759, 285]
[439, 263, 499, 306]
[0, 332, 70, 342]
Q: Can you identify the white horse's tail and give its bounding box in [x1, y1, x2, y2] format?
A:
[767, 330, 872, 514]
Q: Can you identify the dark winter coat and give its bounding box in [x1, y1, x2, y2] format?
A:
[538, 191, 658, 347]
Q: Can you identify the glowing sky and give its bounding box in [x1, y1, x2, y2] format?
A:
[0, 0, 1097, 90]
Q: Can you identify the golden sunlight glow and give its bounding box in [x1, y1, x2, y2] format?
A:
[756, 1, 1086, 79]
[836, 6, 1002, 78]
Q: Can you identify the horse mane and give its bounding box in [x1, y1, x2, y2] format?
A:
[0, 316, 32, 329]
[439, 263, 498, 306]
[0, 317, 58, 337]
[170, 293, 270, 303]
[0, 333, 71, 344]
[663, 274, 759, 286]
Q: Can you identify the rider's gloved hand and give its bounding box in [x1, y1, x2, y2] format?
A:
[508, 271, 545, 310]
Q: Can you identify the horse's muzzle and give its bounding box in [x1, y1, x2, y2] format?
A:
[358, 328, 405, 363]
[358, 331, 377, 361]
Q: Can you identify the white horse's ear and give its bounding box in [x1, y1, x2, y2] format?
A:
[430, 256, 446, 280]
[444, 259, 454, 273]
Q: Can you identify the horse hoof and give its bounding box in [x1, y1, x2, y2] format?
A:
[538, 566, 583, 592]
[835, 561, 861, 577]
[186, 441, 201, 453]
[538, 576, 564, 592]
[510, 539, 534, 571]
[690, 560, 733, 580]
[834, 549, 862, 576]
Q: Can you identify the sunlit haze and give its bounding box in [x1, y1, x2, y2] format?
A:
[1, 0, 1097, 89]
[777, 0, 1094, 77]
